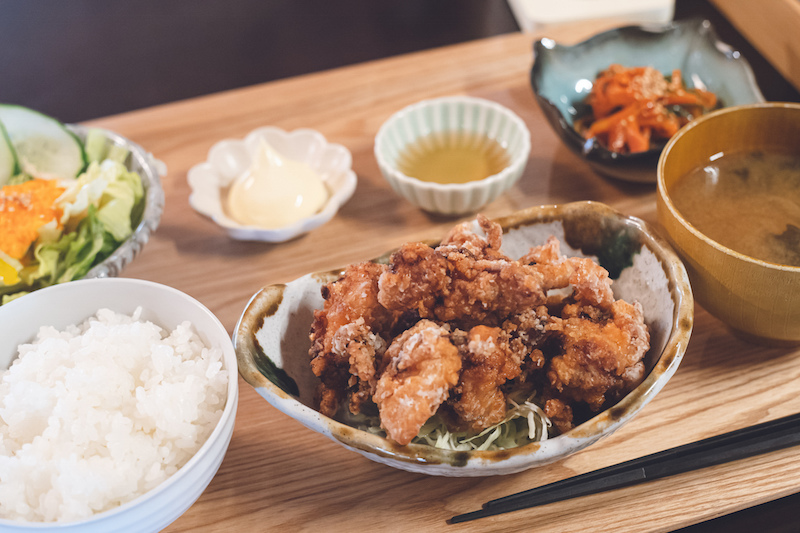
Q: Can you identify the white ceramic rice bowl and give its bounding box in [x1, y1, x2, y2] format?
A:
[0, 278, 238, 532]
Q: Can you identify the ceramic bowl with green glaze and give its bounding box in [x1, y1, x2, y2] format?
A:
[374, 95, 531, 215]
[531, 18, 764, 183]
[234, 202, 693, 477]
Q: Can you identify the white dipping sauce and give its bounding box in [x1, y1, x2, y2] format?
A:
[226, 139, 328, 228]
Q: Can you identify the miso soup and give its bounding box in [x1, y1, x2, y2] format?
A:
[670, 150, 800, 267]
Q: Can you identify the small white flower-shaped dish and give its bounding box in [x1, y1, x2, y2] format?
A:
[374, 96, 531, 216]
[188, 127, 357, 242]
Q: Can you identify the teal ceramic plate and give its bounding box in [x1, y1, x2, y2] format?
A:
[531, 19, 764, 183]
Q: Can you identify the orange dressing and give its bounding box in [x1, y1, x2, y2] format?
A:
[0, 179, 65, 260]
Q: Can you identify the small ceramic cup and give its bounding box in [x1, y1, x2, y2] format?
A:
[374, 96, 531, 215]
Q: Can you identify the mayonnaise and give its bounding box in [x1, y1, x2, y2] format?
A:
[226, 139, 328, 228]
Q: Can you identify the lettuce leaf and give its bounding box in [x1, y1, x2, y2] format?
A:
[58, 207, 110, 283]
[96, 166, 143, 241]
[1, 291, 27, 305]
[84, 129, 109, 164]
[30, 205, 107, 285]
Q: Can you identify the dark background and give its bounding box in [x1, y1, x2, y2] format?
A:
[1, 0, 798, 123]
[2, 1, 798, 531]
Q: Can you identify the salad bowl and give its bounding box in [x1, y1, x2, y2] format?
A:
[531, 18, 764, 183]
[234, 202, 693, 476]
[0, 115, 164, 305]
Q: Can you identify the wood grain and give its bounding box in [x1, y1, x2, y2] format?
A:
[82, 25, 800, 533]
[710, 0, 800, 93]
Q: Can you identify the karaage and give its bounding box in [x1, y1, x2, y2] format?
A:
[309, 216, 650, 448]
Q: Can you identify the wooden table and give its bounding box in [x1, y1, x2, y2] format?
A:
[85, 21, 800, 533]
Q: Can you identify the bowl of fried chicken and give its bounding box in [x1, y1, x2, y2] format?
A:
[234, 202, 693, 476]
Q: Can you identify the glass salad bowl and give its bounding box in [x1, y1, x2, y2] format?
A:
[0, 120, 164, 304]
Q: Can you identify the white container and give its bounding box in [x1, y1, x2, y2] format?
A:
[508, 0, 675, 33]
[188, 126, 356, 242]
[0, 278, 238, 533]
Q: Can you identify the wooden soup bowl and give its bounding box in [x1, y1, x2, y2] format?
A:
[657, 102, 800, 345]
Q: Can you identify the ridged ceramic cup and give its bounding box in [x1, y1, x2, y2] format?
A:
[374, 96, 531, 215]
[657, 102, 800, 345]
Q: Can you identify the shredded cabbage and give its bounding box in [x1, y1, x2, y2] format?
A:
[339, 392, 552, 451]
[413, 393, 551, 451]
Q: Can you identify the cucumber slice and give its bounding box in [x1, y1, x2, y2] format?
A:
[0, 104, 86, 179]
[0, 120, 16, 186]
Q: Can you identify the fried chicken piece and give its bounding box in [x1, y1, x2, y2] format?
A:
[376, 214, 506, 317]
[501, 305, 551, 355]
[379, 217, 552, 328]
[310, 261, 396, 416]
[449, 325, 526, 432]
[543, 398, 574, 435]
[373, 320, 462, 445]
[545, 299, 649, 414]
[441, 213, 506, 259]
[568, 256, 614, 309]
[520, 236, 615, 309]
[376, 241, 449, 318]
[432, 248, 547, 326]
[521, 236, 644, 428]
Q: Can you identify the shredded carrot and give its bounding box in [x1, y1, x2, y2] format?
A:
[578, 64, 718, 154]
[0, 179, 65, 260]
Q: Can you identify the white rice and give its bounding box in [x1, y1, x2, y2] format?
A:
[0, 308, 228, 523]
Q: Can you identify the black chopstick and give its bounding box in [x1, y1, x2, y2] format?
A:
[448, 412, 800, 524]
[486, 411, 800, 509]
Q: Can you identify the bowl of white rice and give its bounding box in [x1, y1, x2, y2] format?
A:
[0, 278, 238, 532]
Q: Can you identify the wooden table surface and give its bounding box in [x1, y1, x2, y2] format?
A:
[85, 21, 800, 533]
